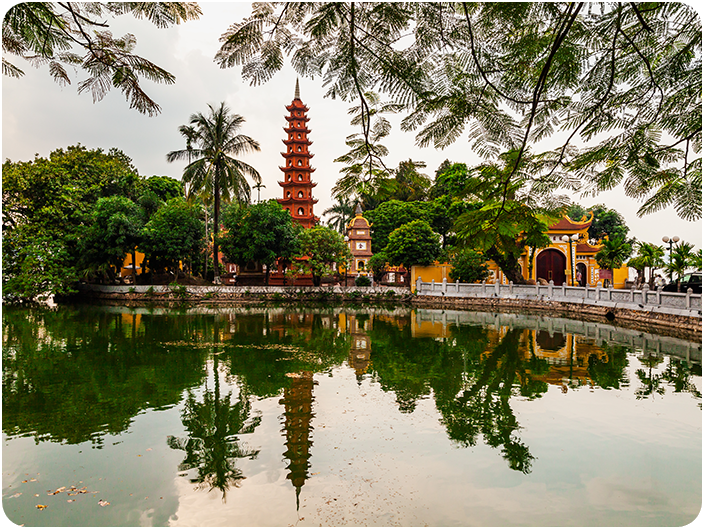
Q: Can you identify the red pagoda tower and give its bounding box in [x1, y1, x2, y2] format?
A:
[278, 79, 319, 229]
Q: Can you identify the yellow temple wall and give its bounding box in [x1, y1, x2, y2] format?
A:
[120, 250, 146, 277]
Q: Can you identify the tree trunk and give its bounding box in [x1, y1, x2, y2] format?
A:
[131, 248, 138, 284]
[213, 179, 221, 284]
[486, 246, 527, 284]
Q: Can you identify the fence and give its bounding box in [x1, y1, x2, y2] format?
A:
[416, 278, 702, 318]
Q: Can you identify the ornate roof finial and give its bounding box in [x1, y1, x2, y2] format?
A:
[294, 78, 300, 100]
[355, 202, 363, 216]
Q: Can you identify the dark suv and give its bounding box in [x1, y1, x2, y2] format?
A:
[663, 271, 702, 293]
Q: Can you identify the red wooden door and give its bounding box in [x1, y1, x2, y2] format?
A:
[537, 249, 566, 286]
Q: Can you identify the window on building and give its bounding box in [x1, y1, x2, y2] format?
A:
[356, 230, 365, 235]
[356, 241, 366, 250]
[297, 160, 302, 166]
[297, 191, 304, 198]
[298, 207, 304, 216]
[296, 146, 301, 152]
[297, 174, 303, 181]
[297, 133, 301, 138]
[357, 260, 365, 270]
[287, 191, 291, 198]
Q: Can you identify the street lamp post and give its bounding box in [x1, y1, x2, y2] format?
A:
[343, 235, 349, 286]
[561, 233, 579, 286]
[662, 235, 679, 283]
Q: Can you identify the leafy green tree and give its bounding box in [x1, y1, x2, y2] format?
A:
[453, 151, 555, 284]
[143, 175, 184, 202]
[2, 228, 77, 302]
[587, 205, 631, 242]
[367, 251, 389, 283]
[217, 2, 700, 220]
[386, 159, 432, 202]
[80, 196, 144, 283]
[385, 220, 442, 283]
[448, 248, 490, 283]
[2, 2, 201, 115]
[167, 103, 261, 283]
[295, 226, 353, 286]
[140, 198, 205, 276]
[2, 145, 142, 301]
[430, 162, 470, 199]
[218, 200, 301, 285]
[596, 236, 632, 287]
[364, 200, 431, 251]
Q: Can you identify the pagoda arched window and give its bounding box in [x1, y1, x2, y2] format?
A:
[297, 133, 301, 139]
[297, 191, 304, 198]
[296, 146, 301, 152]
[287, 191, 291, 198]
[297, 160, 302, 166]
[298, 207, 304, 216]
[297, 174, 303, 181]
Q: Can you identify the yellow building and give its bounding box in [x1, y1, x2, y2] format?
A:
[412, 213, 629, 289]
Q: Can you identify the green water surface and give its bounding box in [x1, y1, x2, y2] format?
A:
[2, 304, 701, 526]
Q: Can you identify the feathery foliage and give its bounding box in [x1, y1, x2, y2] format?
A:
[217, 2, 701, 220]
[2, 2, 201, 115]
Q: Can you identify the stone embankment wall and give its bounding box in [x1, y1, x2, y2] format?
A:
[76, 284, 411, 303]
[414, 278, 702, 339]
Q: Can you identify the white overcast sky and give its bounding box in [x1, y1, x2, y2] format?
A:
[2, 2, 701, 249]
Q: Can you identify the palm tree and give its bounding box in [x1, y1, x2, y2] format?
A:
[596, 236, 632, 287]
[665, 241, 696, 291]
[628, 242, 665, 289]
[167, 102, 261, 283]
[323, 197, 355, 235]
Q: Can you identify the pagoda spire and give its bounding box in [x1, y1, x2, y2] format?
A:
[278, 78, 319, 229]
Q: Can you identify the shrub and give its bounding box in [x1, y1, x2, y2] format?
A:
[355, 275, 372, 287]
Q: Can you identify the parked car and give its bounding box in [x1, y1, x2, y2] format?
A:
[663, 271, 702, 293]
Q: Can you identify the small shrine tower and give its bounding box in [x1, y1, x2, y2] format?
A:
[278, 79, 319, 229]
[346, 203, 373, 276]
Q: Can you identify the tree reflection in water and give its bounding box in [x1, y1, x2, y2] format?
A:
[433, 329, 538, 474]
[167, 354, 262, 502]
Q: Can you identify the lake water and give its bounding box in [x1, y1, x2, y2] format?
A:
[2, 304, 701, 526]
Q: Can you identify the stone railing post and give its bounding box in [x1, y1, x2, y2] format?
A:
[416, 276, 422, 293]
[431, 279, 435, 293]
[562, 282, 566, 297]
[656, 285, 663, 307]
[686, 288, 693, 310]
[442, 277, 447, 294]
[482, 280, 487, 296]
[455, 279, 460, 293]
[548, 280, 554, 298]
[494, 279, 500, 296]
[509, 281, 513, 295]
[596, 283, 601, 301]
[642, 284, 649, 305]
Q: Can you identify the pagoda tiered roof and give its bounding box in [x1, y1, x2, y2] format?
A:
[281, 151, 314, 159]
[285, 114, 310, 123]
[283, 125, 311, 134]
[279, 165, 316, 173]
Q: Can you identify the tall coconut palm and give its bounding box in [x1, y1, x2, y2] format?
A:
[167, 102, 261, 283]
